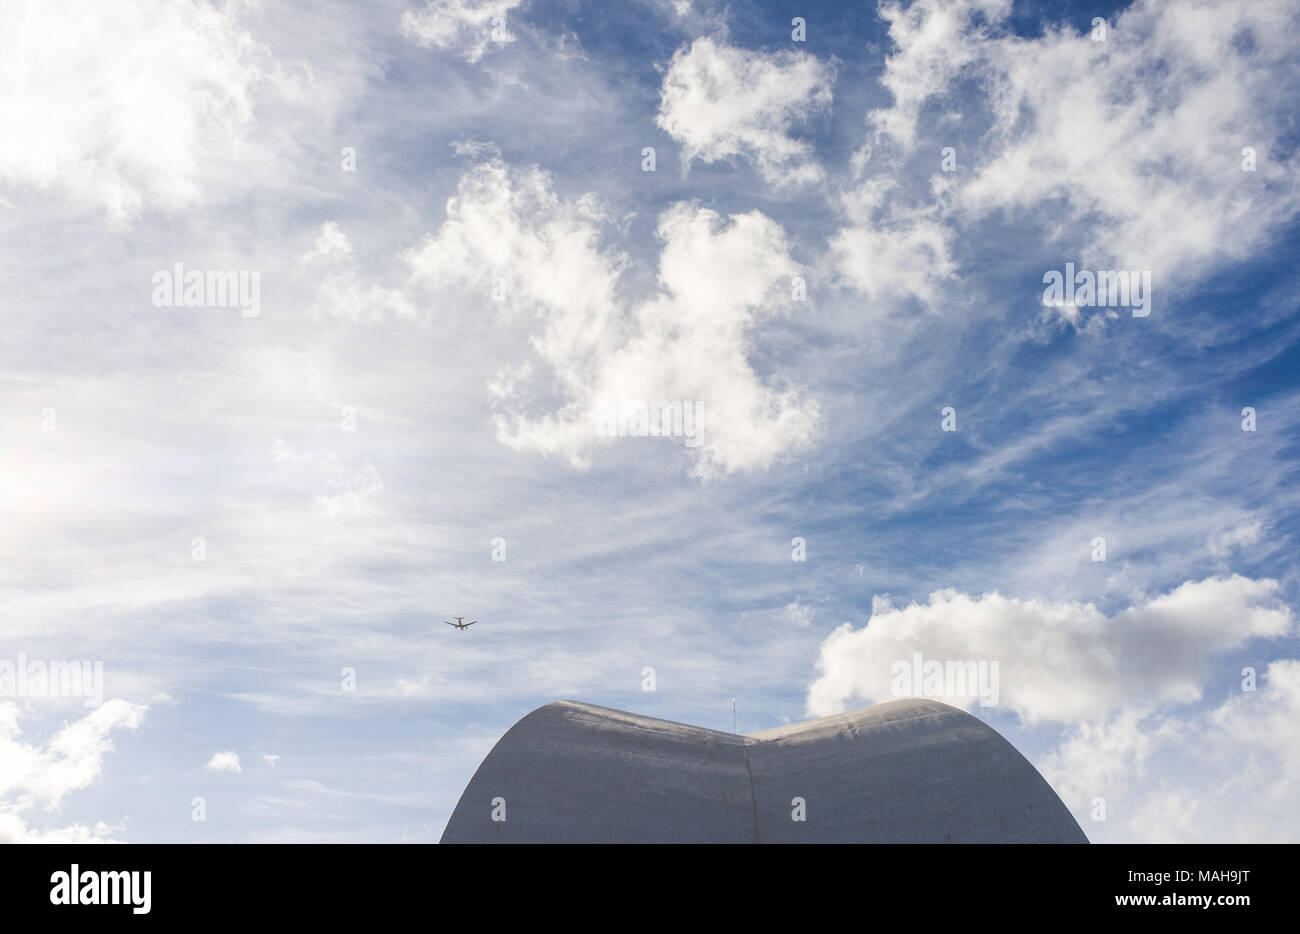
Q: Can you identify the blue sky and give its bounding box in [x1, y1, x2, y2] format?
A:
[1, 0, 1299, 843]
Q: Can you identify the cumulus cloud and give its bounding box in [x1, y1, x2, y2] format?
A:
[806, 576, 1300, 840]
[868, 0, 1010, 149]
[1126, 788, 1203, 843]
[864, 0, 1300, 283]
[1207, 659, 1300, 792]
[206, 751, 242, 773]
[1040, 661, 1300, 842]
[0, 700, 145, 843]
[1139, 660, 1300, 842]
[1037, 710, 1180, 808]
[0, 0, 268, 225]
[0, 699, 146, 806]
[805, 575, 1292, 722]
[401, 0, 522, 63]
[0, 810, 123, 845]
[656, 37, 834, 187]
[406, 157, 820, 477]
[828, 216, 954, 302]
[829, 177, 956, 302]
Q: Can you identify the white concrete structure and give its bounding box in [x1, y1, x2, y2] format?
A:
[441, 698, 1088, 843]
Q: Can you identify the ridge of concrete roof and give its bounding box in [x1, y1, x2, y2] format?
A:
[442, 697, 1090, 843]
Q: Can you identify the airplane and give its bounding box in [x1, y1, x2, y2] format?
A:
[445, 616, 477, 631]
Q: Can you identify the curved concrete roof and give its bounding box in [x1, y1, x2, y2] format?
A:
[441, 698, 1088, 843]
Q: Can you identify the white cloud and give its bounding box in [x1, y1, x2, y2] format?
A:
[1038, 710, 1180, 808]
[829, 178, 955, 302]
[805, 575, 1292, 722]
[0, 699, 144, 843]
[0, 699, 146, 805]
[1127, 788, 1203, 843]
[404, 158, 623, 337]
[806, 575, 1300, 841]
[401, 0, 522, 63]
[656, 38, 834, 187]
[868, 0, 1010, 149]
[865, 0, 1300, 284]
[299, 223, 413, 323]
[406, 157, 820, 477]
[0, 0, 267, 225]
[302, 221, 354, 265]
[270, 439, 385, 521]
[0, 810, 123, 844]
[1207, 659, 1300, 794]
[1209, 520, 1263, 557]
[1044, 661, 1300, 842]
[264, 754, 280, 767]
[780, 602, 814, 628]
[206, 750, 242, 773]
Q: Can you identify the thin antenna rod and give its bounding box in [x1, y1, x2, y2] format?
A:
[732, 697, 736, 734]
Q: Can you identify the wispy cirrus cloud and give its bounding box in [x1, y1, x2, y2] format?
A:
[401, 0, 523, 62]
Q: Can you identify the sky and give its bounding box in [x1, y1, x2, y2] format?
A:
[1, 0, 1298, 844]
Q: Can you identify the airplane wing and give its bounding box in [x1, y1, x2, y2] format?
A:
[464, 621, 476, 627]
[444, 621, 457, 627]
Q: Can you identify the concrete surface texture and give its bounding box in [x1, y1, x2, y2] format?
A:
[440, 697, 1089, 843]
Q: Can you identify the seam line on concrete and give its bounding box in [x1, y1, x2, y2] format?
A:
[740, 740, 760, 843]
